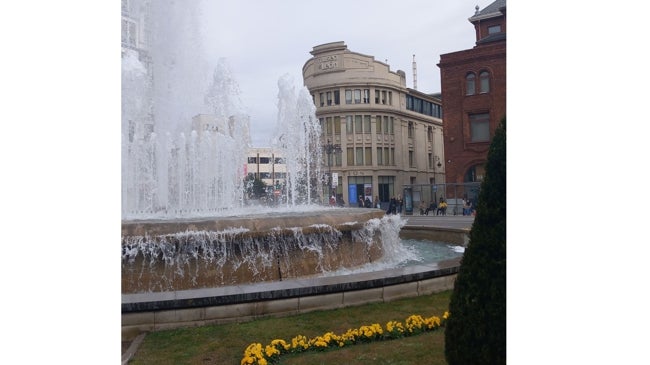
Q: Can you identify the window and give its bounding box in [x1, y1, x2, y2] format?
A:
[381, 91, 387, 104]
[354, 89, 361, 104]
[326, 117, 332, 135]
[346, 116, 354, 134]
[409, 151, 414, 167]
[355, 115, 362, 133]
[378, 176, 395, 202]
[356, 147, 364, 165]
[428, 153, 433, 169]
[427, 126, 433, 142]
[320, 93, 325, 106]
[464, 164, 486, 182]
[260, 157, 270, 164]
[334, 116, 341, 134]
[378, 116, 395, 135]
[363, 115, 371, 134]
[408, 122, 414, 138]
[375, 90, 380, 104]
[334, 90, 340, 105]
[388, 91, 392, 105]
[347, 147, 354, 166]
[488, 25, 501, 34]
[466, 73, 476, 95]
[377, 147, 383, 165]
[479, 71, 490, 93]
[365, 147, 372, 166]
[469, 113, 490, 142]
[326, 92, 332, 106]
[274, 158, 283, 164]
[345, 90, 352, 104]
[363, 89, 370, 103]
[121, 18, 137, 46]
[248, 157, 257, 163]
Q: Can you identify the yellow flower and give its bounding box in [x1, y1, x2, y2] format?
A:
[264, 345, 279, 357]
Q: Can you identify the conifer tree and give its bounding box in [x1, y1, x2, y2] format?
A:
[445, 116, 506, 365]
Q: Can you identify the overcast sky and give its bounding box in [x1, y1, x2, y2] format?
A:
[197, 0, 495, 147]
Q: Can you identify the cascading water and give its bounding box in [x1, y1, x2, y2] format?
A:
[122, 213, 408, 293]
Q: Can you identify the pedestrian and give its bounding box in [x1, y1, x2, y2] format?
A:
[329, 195, 336, 206]
[358, 195, 364, 208]
[425, 200, 436, 215]
[364, 197, 372, 208]
[386, 196, 396, 215]
[437, 197, 448, 216]
[374, 195, 380, 209]
[396, 194, 403, 214]
[462, 198, 471, 216]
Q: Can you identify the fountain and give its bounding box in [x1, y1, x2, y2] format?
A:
[121, 1, 463, 340]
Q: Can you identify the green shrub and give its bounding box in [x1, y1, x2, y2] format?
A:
[445, 116, 506, 365]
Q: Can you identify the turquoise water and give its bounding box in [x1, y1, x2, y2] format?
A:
[399, 238, 465, 267]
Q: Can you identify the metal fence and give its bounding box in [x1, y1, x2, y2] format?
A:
[402, 182, 482, 216]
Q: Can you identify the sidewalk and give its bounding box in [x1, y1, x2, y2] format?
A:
[403, 214, 474, 230]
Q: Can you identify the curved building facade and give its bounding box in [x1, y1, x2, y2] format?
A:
[303, 42, 445, 210]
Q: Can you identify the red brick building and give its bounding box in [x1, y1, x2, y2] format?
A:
[438, 0, 506, 184]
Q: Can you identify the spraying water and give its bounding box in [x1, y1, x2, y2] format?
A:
[122, 1, 322, 219]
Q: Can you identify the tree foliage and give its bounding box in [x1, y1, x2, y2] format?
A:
[445, 116, 506, 365]
[244, 175, 268, 199]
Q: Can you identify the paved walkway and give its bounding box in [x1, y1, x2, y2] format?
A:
[403, 214, 474, 230]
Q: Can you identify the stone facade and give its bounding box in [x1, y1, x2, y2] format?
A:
[437, 0, 506, 184]
[246, 147, 287, 188]
[303, 41, 445, 207]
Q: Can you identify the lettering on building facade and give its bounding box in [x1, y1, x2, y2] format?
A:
[319, 55, 339, 71]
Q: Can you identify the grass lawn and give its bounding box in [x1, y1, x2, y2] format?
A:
[128, 290, 451, 365]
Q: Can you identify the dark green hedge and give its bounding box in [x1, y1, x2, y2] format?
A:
[445, 116, 506, 365]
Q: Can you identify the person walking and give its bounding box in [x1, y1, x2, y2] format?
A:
[396, 195, 403, 214]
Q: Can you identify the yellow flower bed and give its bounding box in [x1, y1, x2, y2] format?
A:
[240, 311, 450, 365]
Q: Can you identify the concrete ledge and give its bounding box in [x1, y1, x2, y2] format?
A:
[299, 292, 344, 312]
[383, 281, 419, 301]
[122, 259, 461, 340]
[400, 226, 470, 246]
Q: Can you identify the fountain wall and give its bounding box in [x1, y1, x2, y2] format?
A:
[122, 209, 388, 294]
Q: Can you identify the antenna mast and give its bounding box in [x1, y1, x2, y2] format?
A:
[412, 54, 418, 90]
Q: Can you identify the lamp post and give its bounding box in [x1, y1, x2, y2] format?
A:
[323, 139, 341, 198]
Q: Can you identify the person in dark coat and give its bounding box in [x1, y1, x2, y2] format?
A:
[386, 196, 396, 215]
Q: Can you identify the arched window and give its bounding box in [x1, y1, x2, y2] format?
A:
[479, 71, 490, 93]
[466, 73, 476, 95]
[464, 164, 486, 183]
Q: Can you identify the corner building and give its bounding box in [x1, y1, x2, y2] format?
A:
[303, 42, 445, 209]
[437, 0, 506, 184]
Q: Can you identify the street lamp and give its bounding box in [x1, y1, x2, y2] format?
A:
[323, 139, 341, 198]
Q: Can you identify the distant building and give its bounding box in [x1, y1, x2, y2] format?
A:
[121, 0, 154, 141]
[303, 41, 445, 208]
[246, 148, 287, 189]
[437, 0, 506, 184]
